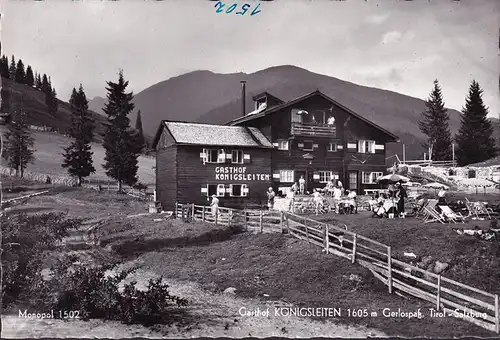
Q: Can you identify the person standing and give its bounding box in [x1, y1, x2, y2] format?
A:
[210, 195, 219, 216]
[333, 185, 342, 213]
[291, 182, 299, 195]
[396, 182, 407, 217]
[347, 190, 357, 214]
[312, 189, 323, 215]
[267, 187, 275, 210]
[299, 176, 306, 195]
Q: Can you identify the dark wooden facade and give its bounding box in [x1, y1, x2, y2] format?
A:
[154, 122, 273, 210]
[227, 90, 399, 194]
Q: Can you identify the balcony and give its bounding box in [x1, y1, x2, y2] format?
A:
[290, 122, 336, 138]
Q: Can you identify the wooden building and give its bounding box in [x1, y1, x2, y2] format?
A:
[227, 86, 399, 195]
[153, 82, 399, 210]
[152, 121, 274, 210]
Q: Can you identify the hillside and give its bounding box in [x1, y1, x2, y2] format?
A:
[1, 77, 107, 140]
[87, 65, 500, 160]
[0, 128, 155, 185]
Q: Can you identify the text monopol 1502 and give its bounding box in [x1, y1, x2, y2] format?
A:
[19, 309, 80, 320]
[214, 1, 262, 16]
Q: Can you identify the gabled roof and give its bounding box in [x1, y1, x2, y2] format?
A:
[228, 89, 399, 142]
[152, 120, 274, 149]
[251, 91, 285, 104]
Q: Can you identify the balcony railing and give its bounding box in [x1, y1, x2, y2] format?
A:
[290, 122, 336, 138]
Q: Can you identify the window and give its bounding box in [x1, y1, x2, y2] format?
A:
[358, 140, 375, 154]
[207, 184, 217, 196]
[327, 143, 337, 152]
[362, 172, 383, 184]
[468, 169, 476, 179]
[319, 171, 334, 183]
[278, 140, 289, 150]
[204, 148, 226, 163]
[349, 171, 358, 190]
[230, 184, 248, 197]
[216, 184, 225, 197]
[232, 150, 243, 164]
[279, 170, 294, 183]
[302, 141, 314, 151]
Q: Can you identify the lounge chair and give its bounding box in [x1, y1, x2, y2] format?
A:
[439, 205, 466, 223]
[465, 198, 497, 220]
[422, 199, 445, 224]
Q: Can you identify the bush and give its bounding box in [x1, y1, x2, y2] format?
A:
[2, 212, 82, 307]
[32, 259, 187, 325]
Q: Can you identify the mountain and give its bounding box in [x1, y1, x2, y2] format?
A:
[88, 96, 106, 116]
[1, 77, 107, 141]
[80, 65, 500, 161]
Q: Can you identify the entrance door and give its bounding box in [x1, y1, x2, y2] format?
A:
[348, 171, 358, 192]
[295, 170, 307, 194]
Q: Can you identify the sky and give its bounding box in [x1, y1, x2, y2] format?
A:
[1, 0, 499, 117]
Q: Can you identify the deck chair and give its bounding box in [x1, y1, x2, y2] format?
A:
[465, 198, 495, 220]
[439, 205, 465, 223]
[422, 199, 445, 224]
[413, 199, 428, 218]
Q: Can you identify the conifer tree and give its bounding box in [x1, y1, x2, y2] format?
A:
[41, 74, 50, 93]
[455, 80, 497, 166]
[418, 80, 452, 161]
[0, 87, 11, 113]
[25, 65, 34, 87]
[14, 59, 26, 84]
[9, 56, 16, 80]
[102, 70, 141, 192]
[135, 110, 146, 152]
[35, 73, 42, 89]
[62, 85, 95, 185]
[3, 100, 36, 177]
[0, 55, 9, 79]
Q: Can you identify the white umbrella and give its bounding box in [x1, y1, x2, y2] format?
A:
[376, 174, 410, 184]
[423, 182, 449, 190]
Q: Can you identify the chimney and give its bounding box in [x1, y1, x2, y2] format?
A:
[240, 80, 246, 116]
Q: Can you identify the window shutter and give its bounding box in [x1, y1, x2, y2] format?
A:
[217, 184, 225, 196]
[226, 186, 232, 194]
[313, 172, 320, 182]
[243, 154, 251, 164]
[347, 142, 357, 151]
[368, 141, 375, 154]
[337, 145, 344, 150]
[201, 186, 208, 195]
[272, 171, 281, 180]
[200, 149, 207, 163]
[242, 184, 249, 196]
[272, 142, 279, 147]
[226, 152, 233, 163]
[298, 142, 304, 149]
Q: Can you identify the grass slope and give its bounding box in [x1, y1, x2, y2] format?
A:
[1, 77, 107, 140]
[0, 128, 155, 185]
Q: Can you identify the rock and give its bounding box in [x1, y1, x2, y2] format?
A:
[223, 287, 237, 295]
[434, 261, 449, 274]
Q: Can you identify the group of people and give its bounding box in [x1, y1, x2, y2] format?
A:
[369, 181, 408, 218]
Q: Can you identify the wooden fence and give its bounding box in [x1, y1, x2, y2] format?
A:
[174, 202, 499, 334]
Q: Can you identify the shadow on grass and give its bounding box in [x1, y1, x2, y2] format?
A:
[107, 225, 246, 257]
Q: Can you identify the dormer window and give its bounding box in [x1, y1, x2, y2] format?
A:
[255, 98, 267, 110]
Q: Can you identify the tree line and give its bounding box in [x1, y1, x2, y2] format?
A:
[0, 42, 58, 115]
[2, 66, 147, 190]
[418, 79, 498, 166]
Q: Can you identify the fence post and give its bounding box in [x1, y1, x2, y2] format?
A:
[305, 219, 310, 245]
[259, 210, 263, 233]
[352, 234, 357, 264]
[325, 224, 329, 254]
[191, 203, 195, 220]
[202, 206, 205, 222]
[175, 201, 178, 218]
[387, 246, 392, 294]
[244, 209, 248, 231]
[495, 294, 499, 334]
[215, 209, 218, 226]
[280, 211, 284, 233]
[437, 275, 441, 311]
[286, 213, 290, 233]
[229, 209, 233, 227]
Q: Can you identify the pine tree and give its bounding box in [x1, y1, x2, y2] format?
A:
[102, 70, 141, 192]
[135, 110, 146, 152]
[0, 55, 9, 79]
[25, 65, 34, 87]
[3, 100, 36, 177]
[455, 80, 497, 166]
[62, 85, 96, 185]
[35, 73, 42, 89]
[418, 80, 452, 161]
[9, 56, 16, 80]
[14, 59, 26, 84]
[41, 74, 50, 93]
[50, 87, 58, 113]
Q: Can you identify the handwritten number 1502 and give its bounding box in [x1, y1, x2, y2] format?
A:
[215, 1, 262, 16]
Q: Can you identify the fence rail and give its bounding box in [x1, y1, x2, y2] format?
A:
[174, 202, 499, 334]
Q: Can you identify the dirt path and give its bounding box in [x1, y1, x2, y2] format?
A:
[3, 258, 386, 338]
